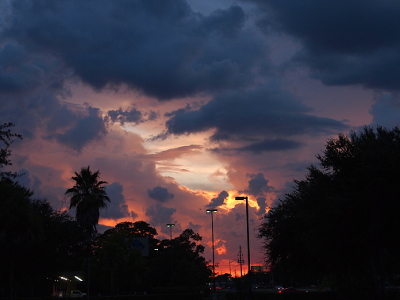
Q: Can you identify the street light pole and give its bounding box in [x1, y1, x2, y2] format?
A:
[206, 209, 218, 295]
[166, 223, 175, 240]
[235, 196, 252, 297]
[166, 223, 175, 286]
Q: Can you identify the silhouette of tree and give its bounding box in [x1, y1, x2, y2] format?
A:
[0, 126, 88, 297]
[111, 221, 158, 238]
[0, 122, 22, 179]
[65, 166, 110, 236]
[92, 221, 159, 295]
[65, 166, 110, 299]
[157, 229, 211, 287]
[0, 179, 85, 298]
[259, 126, 400, 299]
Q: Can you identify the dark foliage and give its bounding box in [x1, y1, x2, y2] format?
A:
[0, 123, 210, 298]
[259, 126, 400, 299]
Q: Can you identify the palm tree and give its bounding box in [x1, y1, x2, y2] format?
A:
[65, 166, 110, 236]
[65, 166, 110, 299]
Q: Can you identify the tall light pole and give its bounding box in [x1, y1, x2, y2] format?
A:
[206, 209, 218, 295]
[166, 223, 175, 240]
[166, 223, 175, 286]
[235, 196, 252, 296]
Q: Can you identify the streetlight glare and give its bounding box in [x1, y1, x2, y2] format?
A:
[166, 224, 175, 227]
[206, 209, 218, 213]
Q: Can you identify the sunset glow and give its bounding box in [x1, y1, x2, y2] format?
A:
[2, 0, 398, 279]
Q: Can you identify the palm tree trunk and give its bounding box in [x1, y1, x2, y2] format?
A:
[87, 242, 91, 300]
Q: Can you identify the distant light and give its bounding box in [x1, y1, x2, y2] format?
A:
[206, 209, 218, 213]
[60, 276, 68, 281]
[74, 276, 83, 282]
[166, 224, 175, 227]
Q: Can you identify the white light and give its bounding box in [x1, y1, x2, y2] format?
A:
[60, 276, 68, 281]
[74, 276, 83, 282]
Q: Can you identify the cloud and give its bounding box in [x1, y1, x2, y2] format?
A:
[15, 166, 67, 209]
[222, 138, 303, 153]
[255, 196, 267, 216]
[141, 145, 203, 161]
[16, 168, 41, 192]
[101, 182, 137, 220]
[4, 0, 268, 100]
[165, 85, 348, 142]
[45, 106, 107, 151]
[107, 107, 158, 125]
[145, 203, 176, 226]
[188, 221, 202, 233]
[235, 212, 245, 222]
[0, 43, 38, 93]
[147, 186, 175, 203]
[244, 172, 273, 197]
[107, 108, 143, 125]
[370, 93, 400, 128]
[206, 190, 229, 209]
[0, 42, 109, 151]
[252, 0, 400, 92]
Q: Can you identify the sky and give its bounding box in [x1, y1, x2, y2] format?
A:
[2, 0, 400, 276]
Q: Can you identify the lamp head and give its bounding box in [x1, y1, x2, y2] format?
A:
[206, 209, 218, 213]
[235, 196, 248, 200]
[166, 223, 175, 227]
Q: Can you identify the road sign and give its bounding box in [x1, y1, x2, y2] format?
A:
[126, 237, 149, 256]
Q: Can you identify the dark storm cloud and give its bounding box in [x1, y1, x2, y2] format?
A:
[164, 104, 194, 117]
[45, 107, 107, 151]
[0, 40, 109, 151]
[206, 190, 229, 209]
[203, 6, 246, 38]
[4, 0, 268, 100]
[147, 186, 175, 203]
[165, 85, 347, 141]
[0, 43, 36, 93]
[236, 138, 302, 153]
[101, 182, 137, 220]
[108, 108, 143, 125]
[369, 94, 400, 128]
[0, 41, 66, 96]
[107, 107, 159, 125]
[145, 203, 176, 226]
[256, 196, 267, 216]
[244, 172, 273, 197]
[251, 0, 400, 91]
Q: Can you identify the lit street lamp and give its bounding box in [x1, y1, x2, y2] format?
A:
[235, 196, 252, 296]
[206, 209, 218, 295]
[166, 223, 175, 286]
[166, 223, 175, 240]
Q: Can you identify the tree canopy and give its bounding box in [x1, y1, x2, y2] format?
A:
[259, 126, 400, 299]
[0, 123, 211, 298]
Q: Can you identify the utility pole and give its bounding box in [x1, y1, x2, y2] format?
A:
[229, 259, 236, 277]
[238, 245, 243, 278]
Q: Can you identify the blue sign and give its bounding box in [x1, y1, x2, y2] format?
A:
[126, 237, 149, 256]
